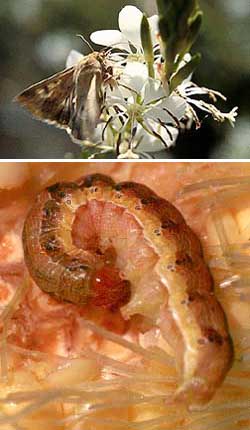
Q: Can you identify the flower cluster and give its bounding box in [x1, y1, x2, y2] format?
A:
[68, 5, 238, 159]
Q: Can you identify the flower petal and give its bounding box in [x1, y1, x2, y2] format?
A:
[136, 123, 178, 152]
[143, 78, 166, 105]
[66, 49, 84, 68]
[146, 93, 187, 123]
[150, 120, 179, 147]
[162, 94, 187, 119]
[105, 85, 127, 106]
[159, 125, 179, 147]
[136, 126, 165, 152]
[120, 61, 148, 94]
[118, 6, 143, 49]
[90, 30, 129, 51]
[148, 15, 159, 46]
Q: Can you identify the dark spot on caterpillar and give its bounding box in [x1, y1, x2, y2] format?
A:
[134, 205, 141, 210]
[203, 327, 224, 346]
[47, 183, 61, 194]
[115, 184, 122, 191]
[187, 291, 202, 303]
[175, 253, 193, 266]
[84, 176, 94, 188]
[80, 174, 115, 189]
[141, 197, 157, 205]
[181, 299, 187, 305]
[47, 182, 77, 200]
[161, 220, 176, 229]
[118, 182, 136, 190]
[43, 200, 60, 218]
[154, 229, 161, 236]
[43, 237, 60, 252]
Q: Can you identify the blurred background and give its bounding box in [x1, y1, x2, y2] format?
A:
[0, 0, 249, 159]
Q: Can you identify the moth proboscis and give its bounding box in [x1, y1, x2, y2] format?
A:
[14, 50, 114, 142]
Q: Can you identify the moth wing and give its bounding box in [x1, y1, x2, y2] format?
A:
[66, 50, 84, 68]
[84, 74, 102, 133]
[14, 67, 76, 129]
[69, 72, 102, 141]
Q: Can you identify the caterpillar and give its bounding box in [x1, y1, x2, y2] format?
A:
[22, 173, 233, 406]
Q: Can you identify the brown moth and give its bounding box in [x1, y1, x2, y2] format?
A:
[14, 50, 114, 142]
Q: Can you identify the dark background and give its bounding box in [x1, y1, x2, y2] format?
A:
[0, 0, 249, 159]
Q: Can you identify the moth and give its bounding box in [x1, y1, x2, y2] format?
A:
[14, 49, 114, 142]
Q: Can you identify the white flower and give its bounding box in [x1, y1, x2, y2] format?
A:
[120, 61, 149, 94]
[63, 5, 238, 159]
[88, 4, 189, 155]
[90, 6, 160, 97]
[90, 5, 158, 52]
[102, 78, 186, 154]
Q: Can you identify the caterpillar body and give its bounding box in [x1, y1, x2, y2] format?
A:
[23, 173, 233, 406]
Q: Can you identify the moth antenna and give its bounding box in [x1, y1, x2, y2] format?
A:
[76, 34, 94, 53]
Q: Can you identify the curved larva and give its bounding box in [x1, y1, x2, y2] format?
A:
[22, 173, 233, 406]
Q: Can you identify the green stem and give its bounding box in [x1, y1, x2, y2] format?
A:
[156, 0, 203, 83]
[140, 14, 155, 79]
